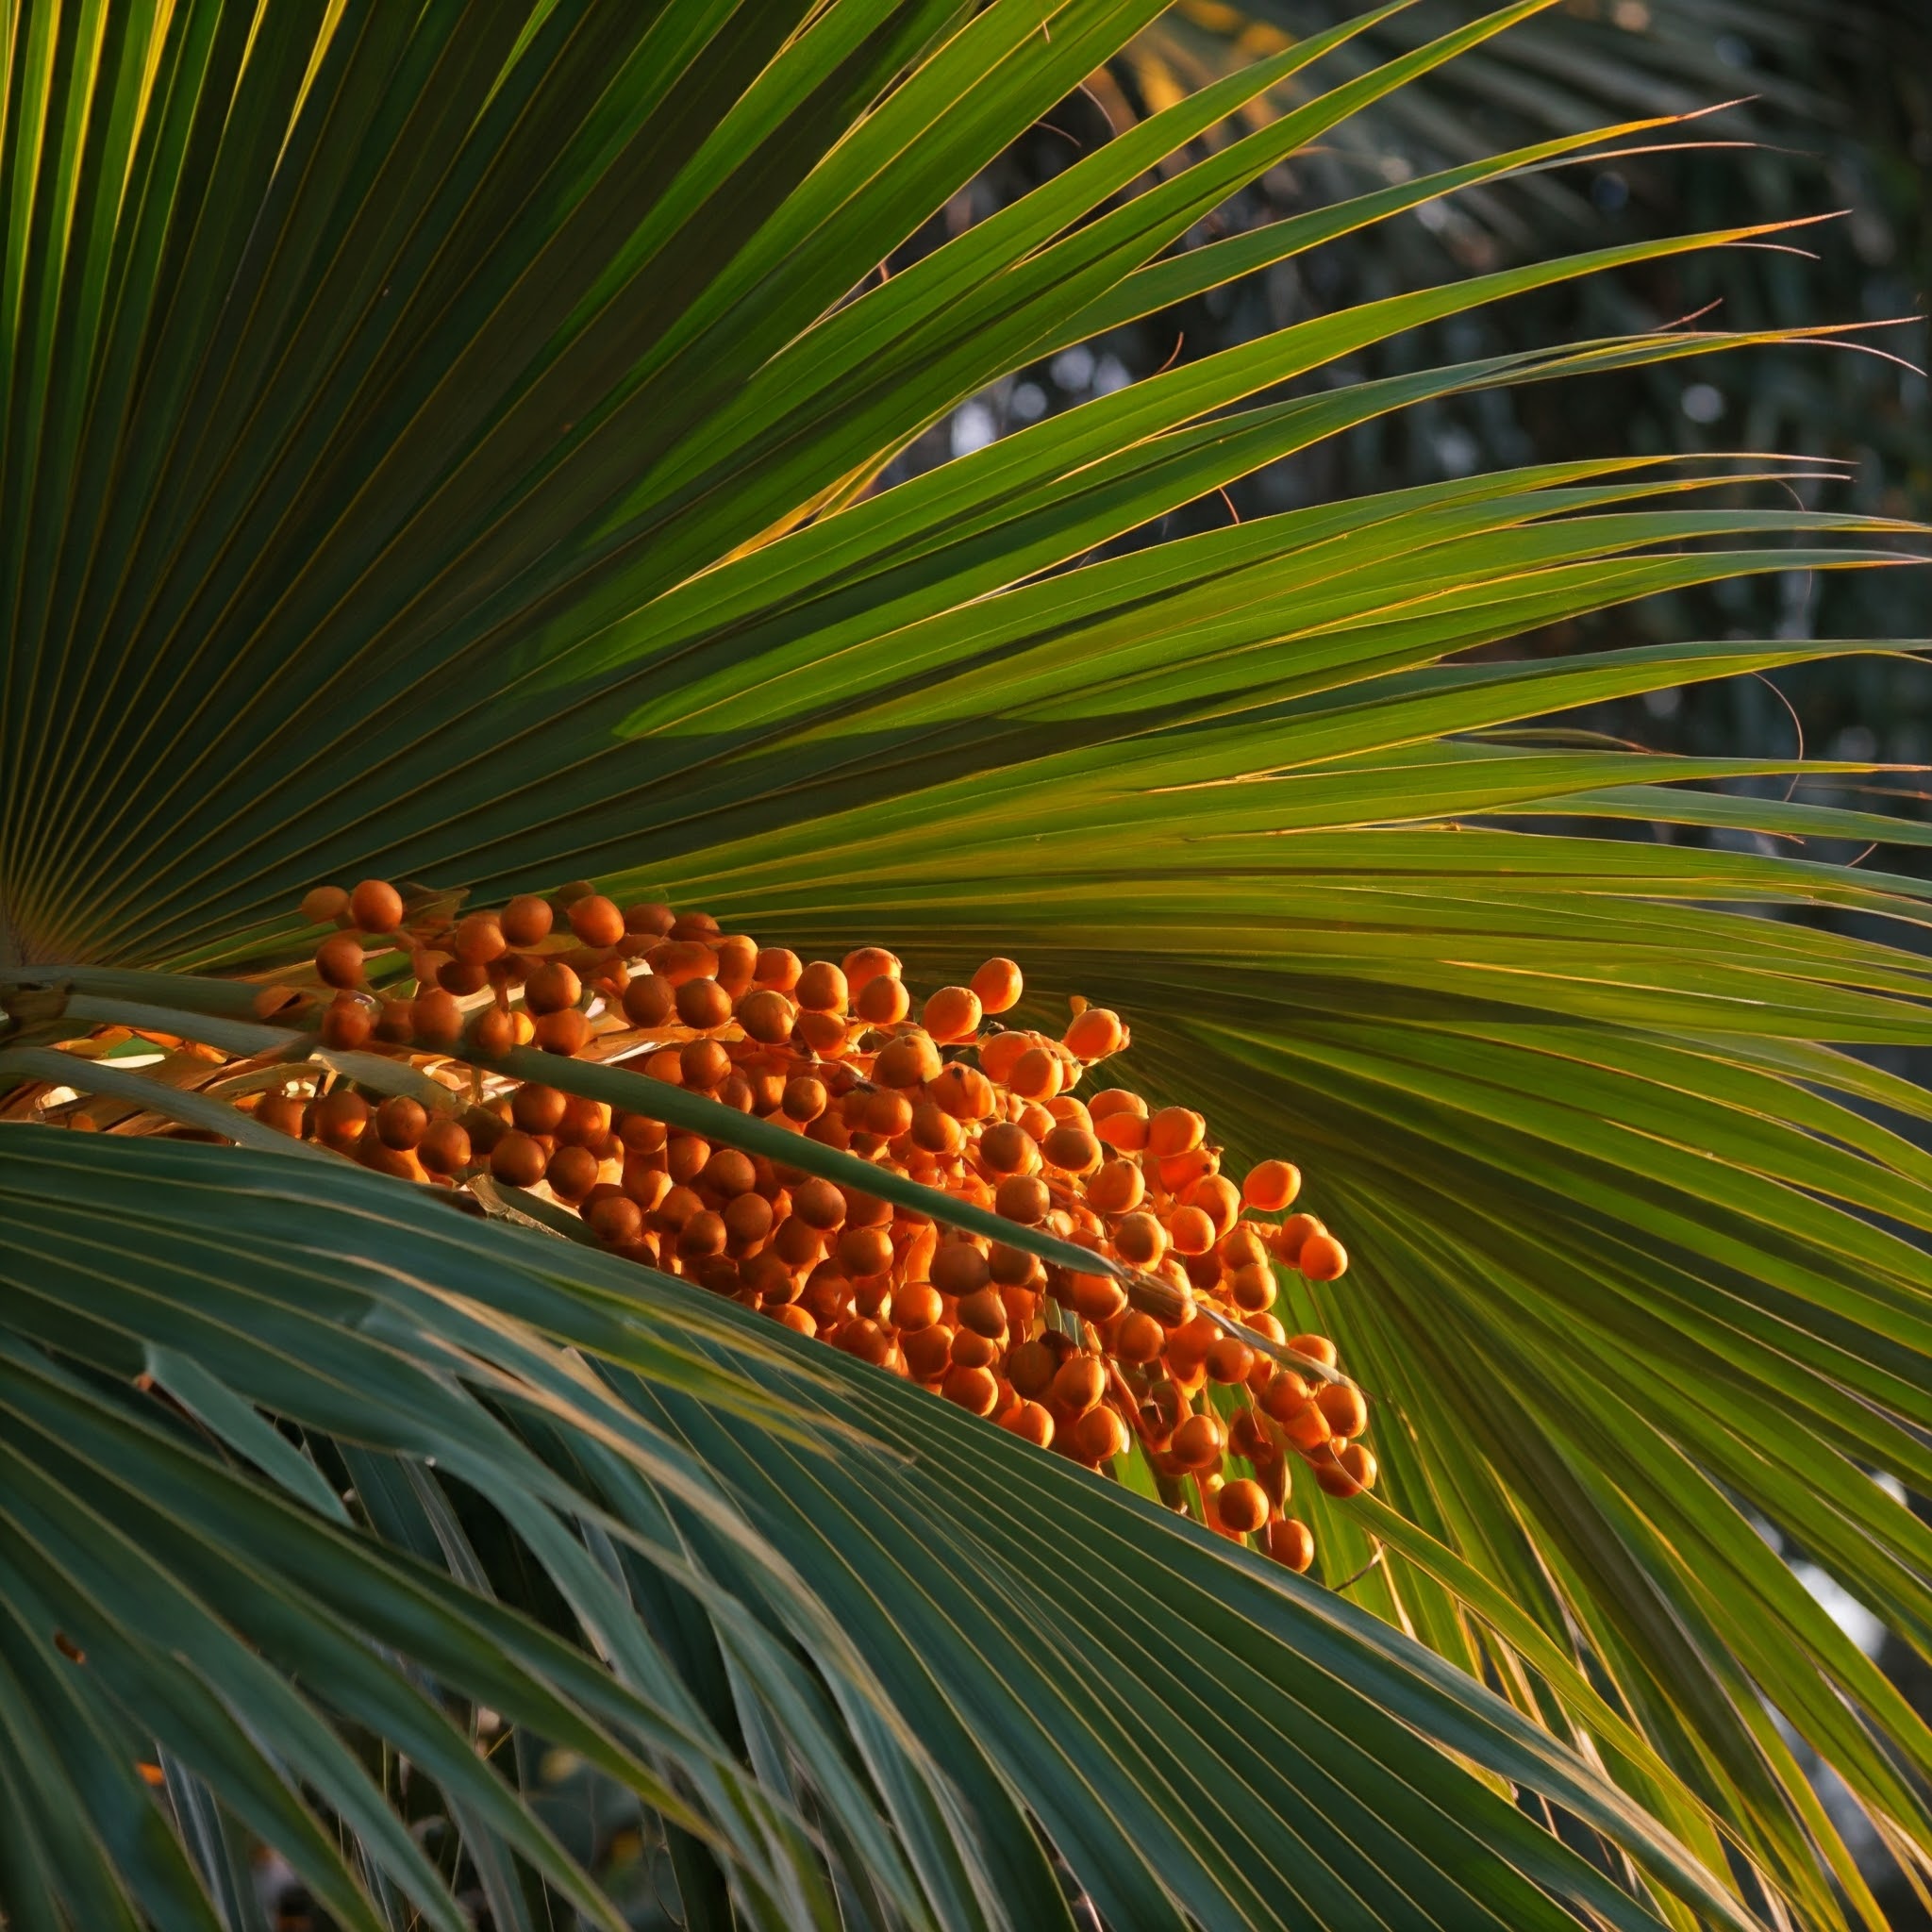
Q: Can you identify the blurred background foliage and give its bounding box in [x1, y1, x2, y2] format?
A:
[891, 0, 1927, 828]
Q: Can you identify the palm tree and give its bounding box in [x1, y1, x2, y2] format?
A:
[1, 3, 1926, 1925]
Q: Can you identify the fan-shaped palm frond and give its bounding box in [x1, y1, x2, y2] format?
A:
[1, 2, 1927, 1926]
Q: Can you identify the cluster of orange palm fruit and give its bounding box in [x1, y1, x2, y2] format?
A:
[258, 877, 1370, 1572]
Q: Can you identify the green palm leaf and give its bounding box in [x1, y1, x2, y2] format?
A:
[2, 1, 1927, 1924]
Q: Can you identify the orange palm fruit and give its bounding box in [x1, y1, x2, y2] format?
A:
[1279, 1402, 1331, 1455]
[1220, 1224, 1269, 1271]
[554, 1096, 611, 1146]
[1112, 1211, 1166, 1267]
[791, 1177, 847, 1229]
[566, 895, 625, 948]
[712, 935, 758, 992]
[664, 1134, 709, 1185]
[320, 994, 374, 1049]
[1095, 1110, 1149, 1153]
[701, 1147, 757, 1197]
[300, 885, 349, 924]
[1146, 1107, 1205, 1159]
[767, 1304, 816, 1336]
[976, 1031, 1035, 1084]
[506, 1081, 564, 1136]
[970, 958, 1023, 1013]
[1205, 1335, 1255, 1385]
[1271, 1212, 1324, 1267]
[625, 903, 677, 941]
[1050, 1356, 1106, 1415]
[256, 1092, 308, 1138]
[837, 1318, 892, 1366]
[856, 974, 910, 1024]
[501, 895, 554, 946]
[1289, 1332, 1338, 1369]
[1114, 1310, 1166, 1366]
[309, 1088, 368, 1147]
[930, 1242, 991, 1296]
[874, 1030, 941, 1087]
[1267, 1517, 1315, 1572]
[1242, 1159, 1302, 1212]
[1316, 1381, 1368, 1438]
[754, 945, 801, 991]
[1184, 1174, 1241, 1239]
[375, 1096, 428, 1150]
[841, 946, 900, 991]
[1227, 1263, 1276, 1314]
[1309, 1443, 1362, 1499]
[1041, 1124, 1101, 1174]
[372, 996, 418, 1045]
[410, 988, 464, 1049]
[781, 1075, 827, 1122]
[545, 1143, 599, 1203]
[355, 1125, 420, 1178]
[909, 1103, 964, 1156]
[901, 1322, 954, 1381]
[841, 1187, 891, 1230]
[490, 1131, 548, 1188]
[653, 941, 717, 986]
[534, 1008, 590, 1056]
[465, 1004, 517, 1066]
[1069, 1404, 1128, 1466]
[453, 913, 507, 965]
[735, 988, 794, 1043]
[1340, 1442, 1377, 1491]
[1143, 1143, 1205, 1190]
[794, 961, 847, 1012]
[315, 934, 367, 989]
[417, 1116, 472, 1175]
[1084, 1158, 1144, 1215]
[724, 1191, 774, 1246]
[679, 1039, 730, 1090]
[1263, 1379, 1313, 1437]
[1298, 1232, 1348, 1282]
[1071, 1271, 1127, 1324]
[976, 1121, 1033, 1175]
[771, 1215, 824, 1268]
[675, 977, 733, 1029]
[1214, 1477, 1270, 1537]
[1169, 1412, 1225, 1471]
[1062, 1007, 1123, 1059]
[678, 1209, 729, 1259]
[942, 1363, 1001, 1414]
[994, 1174, 1049, 1224]
[927, 1062, 993, 1120]
[438, 958, 490, 995]
[891, 1282, 943, 1332]
[1088, 1087, 1145, 1122]
[952, 1287, 1004, 1340]
[524, 960, 581, 1015]
[1228, 1407, 1271, 1462]
[349, 879, 403, 933]
[922, 985, 982, 1042]
[864, 1089, 913, 1138]
[741, 1251, 794, 1303]
[838, 1225, 894, 1278]
[1008, 1047, 1061, 1101]
[1006, 1339, 1058, 1398]
[1000, 1401, 1055, 1448]
[1165, 1206, 1215, 1257]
